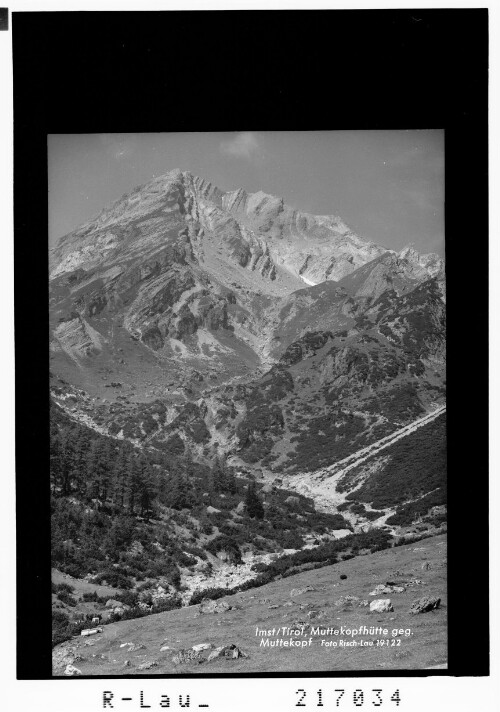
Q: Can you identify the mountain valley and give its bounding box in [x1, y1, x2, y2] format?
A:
[49, 170, 446, 666]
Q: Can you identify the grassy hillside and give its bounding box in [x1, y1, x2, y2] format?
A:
[53, 533, 447, 674]
[50, 399, 356, 645]
[343, 413, 446, 511]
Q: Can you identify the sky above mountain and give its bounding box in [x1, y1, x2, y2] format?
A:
[48, 130, 444, 256]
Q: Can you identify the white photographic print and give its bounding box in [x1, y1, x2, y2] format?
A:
[48, 130, 447, 675]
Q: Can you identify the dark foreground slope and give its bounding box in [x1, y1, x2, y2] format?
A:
[53, 533, 447, 674]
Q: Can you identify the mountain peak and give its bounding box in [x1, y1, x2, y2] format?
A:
[399, 243, 419, 260]
[399, 243, 444, 279]
[50, 169, 443, 294]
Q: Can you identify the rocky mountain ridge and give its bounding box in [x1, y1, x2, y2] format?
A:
[49, 168, 445, 481]
[50, 168, 442, 287]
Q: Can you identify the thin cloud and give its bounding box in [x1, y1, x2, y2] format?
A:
[99, 133, 136, 161]
[220, 131, 260, 160]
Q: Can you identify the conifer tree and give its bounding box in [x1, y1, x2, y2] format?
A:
[210, 455, 237, 495]
[68, 430, 90, 497]
[169, 471, 195, 510]
[137, 455, 156, 519]
[85, 439, 113, 503]
[126, 455, 143, 515]
[111, 447, 130, 508]
[245, 480, 264, 519]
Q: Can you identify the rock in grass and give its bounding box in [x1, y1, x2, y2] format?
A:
[198, 599, 232, 615]
[192, 643, 212, 652]
[369, 584, 388, 596]
[207, 644, 248, 661]
[370, 583, 406, 595]
[335, 595, 359, 607]
[409, 596, 441, 614]
[138, 661, 158, 670]
[369, 599, 394, 613]
[207, 646, 225, 661]
[172, 649, 203, 665]
[64, 664, 82, 676]
[80, 627, 103, 637]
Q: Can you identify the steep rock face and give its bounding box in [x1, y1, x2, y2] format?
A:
[50, 169, 441, 292]
[49, 171, 286, 295]
[337, 250, 445, 304]
[222, 186, 391, 284]
[52, 316, 104, 360]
